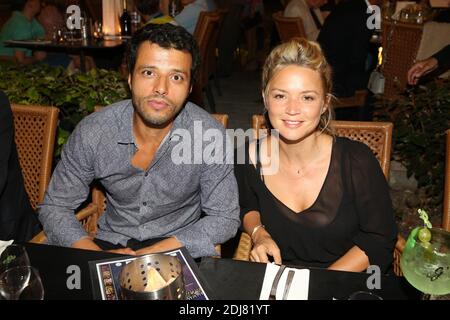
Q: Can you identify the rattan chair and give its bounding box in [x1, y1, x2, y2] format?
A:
[334, 90, 368, 110]
[381, 20, 423, 100]
[234, 115, 401, 273]
[250, 115, 392, 178]
[11, 104, 59, 211]
[190, 10, 223, 112]
[31, 108, 230, 256]
[272, 11, 306, 43]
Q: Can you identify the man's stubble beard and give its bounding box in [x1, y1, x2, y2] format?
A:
[131, 93, 185, 127]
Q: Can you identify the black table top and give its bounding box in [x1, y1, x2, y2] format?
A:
[198, 258, 421, 300]
[25, 243, 126, 300]
[4, 38, 126, 52]
[23, 243, 420, 300]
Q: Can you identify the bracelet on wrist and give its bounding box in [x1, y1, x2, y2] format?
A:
[250, 224, 265, 241]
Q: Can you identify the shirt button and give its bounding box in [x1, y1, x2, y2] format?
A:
[144, 172, 148, 177]
[143, 202, 147, 206]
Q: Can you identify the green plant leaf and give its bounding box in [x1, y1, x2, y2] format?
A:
[1, 62, 130, 159]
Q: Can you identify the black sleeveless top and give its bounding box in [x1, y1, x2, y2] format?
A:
[234, 137, 397, 273]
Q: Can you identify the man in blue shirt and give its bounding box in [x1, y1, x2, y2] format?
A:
[38, 23, 240, 258]
[136, 0, 176, 25]
[175, 0, 216, 34]
[0, 0, 46, 65]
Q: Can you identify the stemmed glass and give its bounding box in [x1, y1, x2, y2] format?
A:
[0, 244, 30, 274]
[400, 227, 450, 298]
[0, 266, 44, 300]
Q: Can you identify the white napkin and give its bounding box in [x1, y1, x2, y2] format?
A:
[259, 263, 310, 300]
[0, 240, 14, 256]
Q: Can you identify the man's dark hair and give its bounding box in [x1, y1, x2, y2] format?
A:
[128, 23, 201, 85]
[135, 0, 160, 16]
[11, 0, 28, 11]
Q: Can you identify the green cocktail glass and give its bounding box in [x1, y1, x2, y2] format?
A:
[400, 227, 450, 296]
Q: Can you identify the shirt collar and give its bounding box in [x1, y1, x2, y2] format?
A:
[365, 0, 371, 8]
[116, 100, 135, 144]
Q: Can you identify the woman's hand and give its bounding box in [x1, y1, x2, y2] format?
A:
[250, 228, 282, 264]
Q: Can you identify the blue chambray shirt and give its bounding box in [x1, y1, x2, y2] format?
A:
[38, 100, 240, 258]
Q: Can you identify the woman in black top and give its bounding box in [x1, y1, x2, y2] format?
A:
[234, 38, 397, 273]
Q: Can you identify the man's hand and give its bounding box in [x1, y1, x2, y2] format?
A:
[72, 237, 103, 251]
[106, 248, 136, 255]
[72, 237, 136, 255]
[407, 57, 438, 85]
[135, 237, 183, 256]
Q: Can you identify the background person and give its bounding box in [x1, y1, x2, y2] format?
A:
[407, 44, 450, 85]
[284, 0, 327, 41]
[136, 0, 176, 25]
[36, 3, 71, 68]
[175, 0, 216, 34]
[0, 0, 46, 65]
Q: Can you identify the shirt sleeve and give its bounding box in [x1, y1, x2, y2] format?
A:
[348, 141, 398, 274]
[433, 44, 450, 68]
[174, 5, 201, 34]
[37, 120, 95, 247]
[171, 129, 240, 258]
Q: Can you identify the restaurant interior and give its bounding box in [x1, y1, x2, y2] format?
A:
[0, 0, 449, 300]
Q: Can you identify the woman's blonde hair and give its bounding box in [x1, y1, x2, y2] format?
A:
[262, 38, 334, 135]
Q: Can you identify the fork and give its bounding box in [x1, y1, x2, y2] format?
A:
[282, 270, 295, 300]
[269, 264, 286, 300]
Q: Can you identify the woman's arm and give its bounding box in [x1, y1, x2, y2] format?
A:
[328, 246, 369, 272]
[234, 141, 281, 264]
[242, 210, 282, 264]
[346, 141, 398, 274]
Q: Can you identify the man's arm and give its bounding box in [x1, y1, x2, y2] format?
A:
[72, 237, 136, 255]
[37, 120, 96, 247]
[433, 44, 450, 68]
[135, 237, 182, 256]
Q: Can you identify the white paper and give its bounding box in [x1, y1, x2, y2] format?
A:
[0, 240, 14, 256]
[259, 263, 310, 300]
